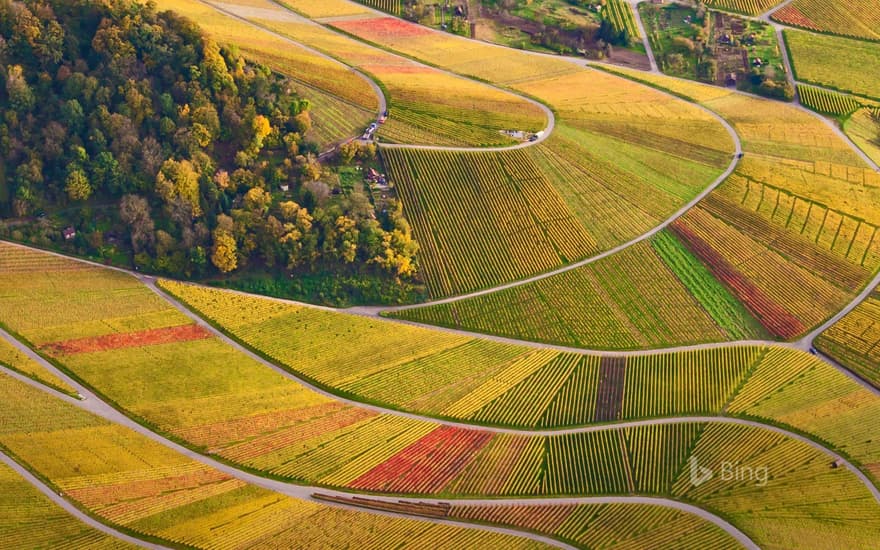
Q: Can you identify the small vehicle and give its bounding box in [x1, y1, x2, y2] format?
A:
[362, 123, 378, 139]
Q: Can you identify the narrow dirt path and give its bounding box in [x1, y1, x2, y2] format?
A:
[625, 0, 659, 72]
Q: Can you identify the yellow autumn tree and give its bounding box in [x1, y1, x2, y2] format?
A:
[155, 158, 202, 216]
[210, 228, 237, 273]
[251, 114, 272, 153]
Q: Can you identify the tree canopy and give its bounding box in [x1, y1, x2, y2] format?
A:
[0, 0, 419, 303]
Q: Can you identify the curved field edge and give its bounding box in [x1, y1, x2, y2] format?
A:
[0, 342, 761, 550]
[2, 240, 877, 486]
[112, 281, 880, 490]
[1, 247, 880, 550]
[0, 452, 143, 549]
[2, 358, 875, 550]
[149, 0, 378, 149]
[5, 248, 880, 502]
[0, 373, 567, 550]
[169, 0, 550, 148]
[386, 62, 880, 349]
[0, 336, 79, 397]
[314, 493, 753, 550]
[285, 7, 737, 297]
[815, 282, 880, 389]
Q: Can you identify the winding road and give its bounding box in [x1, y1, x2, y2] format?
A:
[0, 357, 760, 550]
[3, 3, 880, 547]
[2, 269, 879, 499]
[3, 288, 879, 549]
[0, 239, 878, 550]
[198, 0, 880, 377]
[201, 0, 556, 152]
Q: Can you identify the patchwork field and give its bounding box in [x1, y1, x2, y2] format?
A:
[325, 13, 734, 283]
[104, 280, 880, 478]
[399, 65, 880, 348]
[160, 280, 759, 415]
[1, 244, 879, 548]
[772, 0, 880, 41]
[4, 0, 880, 547]
[0, 373, 547, 550]
[197, 0, 548, 147]
[100, 275, 879, 484]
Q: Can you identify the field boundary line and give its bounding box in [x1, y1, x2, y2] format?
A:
[201, 0, 556, 152]
[0, 357, 768, 550]
[3, 238, 878, 399]
[0, 450, 170, 549]
[2, 286, 875, 504]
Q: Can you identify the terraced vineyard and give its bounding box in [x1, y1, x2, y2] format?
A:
[785, 30, 880, 100]
[771, 0, 880, 41]
[0, 458, 133, 549]
[3, 0, 880, 547]
[157, 280, 754, 424]
[398, 67, 879, 349]
[816, 287, 880, 388]
[728, 348, 880, 480]
[393, 238, 760, 348]
[150, 0, 375, 148]
[200, 0, 547, 147]
[702, 0, 783, 16]
[0, 335, 76, 396]
[383, 148, 596, 296]
[605, 0, 640, 38]
[797, 84, 865, 116]
[0, 373, 548, 549]
[1, 244, 879, 548]
[324, 496, 744, 550]
[328, 12, 735, 274]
